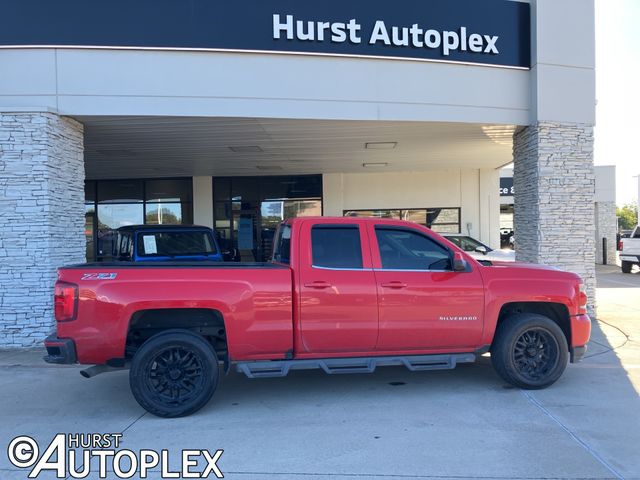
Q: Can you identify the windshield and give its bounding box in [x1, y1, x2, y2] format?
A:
[136, 231, 217, 257]
[445, 236, 491, 253]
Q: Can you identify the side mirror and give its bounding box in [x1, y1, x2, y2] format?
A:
[475, 246, 488, 254]
[452, 251, 469, 272]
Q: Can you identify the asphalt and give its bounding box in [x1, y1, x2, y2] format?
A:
[1, 264, 639, 480]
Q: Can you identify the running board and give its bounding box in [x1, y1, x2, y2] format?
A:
[235, 353, 476, 379]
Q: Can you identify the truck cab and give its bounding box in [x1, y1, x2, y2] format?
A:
[113, 225, 223, 262]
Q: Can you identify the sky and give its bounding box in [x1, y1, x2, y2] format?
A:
[594, 0, 640, 205]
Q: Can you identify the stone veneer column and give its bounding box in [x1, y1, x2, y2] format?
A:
[0, 112, 85, 347]
[594, 201, 617, 265]
[513, 122, 596, 314]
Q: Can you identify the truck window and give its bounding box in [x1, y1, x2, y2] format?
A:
[272, 224, 292, 264]
[137, 231, 216, 257]
[311, 225, 363, 269]
[375, 227, 451, 271]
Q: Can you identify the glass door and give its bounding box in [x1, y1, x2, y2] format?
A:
[233, 209, 261, 262]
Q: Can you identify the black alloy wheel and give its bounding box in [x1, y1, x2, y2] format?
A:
[512, 328, 559, 382]
[491, 313, 568, 389]
[130, 329, 219, 417]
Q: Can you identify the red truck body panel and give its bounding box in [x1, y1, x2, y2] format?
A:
[56, 266, 293, 364]
[52, 217, 590, 366]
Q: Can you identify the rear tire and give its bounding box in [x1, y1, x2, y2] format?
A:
[129, 329, 219, 418]
[621, 261, 633, 274]
[491, 314, 568, 389]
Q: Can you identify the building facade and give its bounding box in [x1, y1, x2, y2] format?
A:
[0, 0, 596, 346]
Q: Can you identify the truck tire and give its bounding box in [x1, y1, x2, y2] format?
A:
[129, 329, 219, 418]
[491, 313, 568, 390]
[621, 261, 633, 274]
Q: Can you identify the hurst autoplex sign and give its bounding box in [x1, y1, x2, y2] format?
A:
[1, 0, 530, 69]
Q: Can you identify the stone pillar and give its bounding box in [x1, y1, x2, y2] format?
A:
[513, 122, 596, 313]
[0, 112, 85, 347]
[595, 201, 617, 265]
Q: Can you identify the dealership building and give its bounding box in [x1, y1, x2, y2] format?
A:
[0, 0, 597, 347]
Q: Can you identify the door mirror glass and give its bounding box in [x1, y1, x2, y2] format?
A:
[453, 252, 469, 272]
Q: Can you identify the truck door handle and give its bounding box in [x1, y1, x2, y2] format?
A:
[304, 281, 332, 289]
[381, 281, 407, 289]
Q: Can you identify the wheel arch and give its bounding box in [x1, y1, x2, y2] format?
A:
[125, 308, 228, 362]
[494, 301, 571, 350]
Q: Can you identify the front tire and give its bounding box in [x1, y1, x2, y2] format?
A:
[621, 261, 633, 274]
[129, 329, 219, 418]
[491, 314, 568, 389]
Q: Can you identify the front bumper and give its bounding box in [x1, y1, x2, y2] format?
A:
[570, 314, 592, 363]
[44, 334, 77, 364]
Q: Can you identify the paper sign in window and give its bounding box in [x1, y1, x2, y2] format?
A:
[143, 235, 157, 254]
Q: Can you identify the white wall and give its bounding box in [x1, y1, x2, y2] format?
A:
[594, 165, 616, 203]
[531, 0, 596, 124]
[192, 176, 213, 228]
[0, 48, 529, 125]
[323, 169, 500, 248]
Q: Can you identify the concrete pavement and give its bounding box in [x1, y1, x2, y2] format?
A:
[1, 265, 639, 480]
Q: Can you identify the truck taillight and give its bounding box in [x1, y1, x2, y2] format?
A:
[577, 283, 588, 315]
[54, 282, 78, 321]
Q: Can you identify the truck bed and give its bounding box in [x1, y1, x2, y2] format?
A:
[56, 262, 293, 364]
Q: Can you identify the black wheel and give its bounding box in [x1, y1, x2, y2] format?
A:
[621, 261, 633, 274]
[491, 314, 568, 389]
[129, 329, 219, 418]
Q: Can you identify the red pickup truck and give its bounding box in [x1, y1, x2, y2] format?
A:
[45, 217, 591, 417]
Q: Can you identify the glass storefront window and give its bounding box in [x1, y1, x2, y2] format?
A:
[342, 208, 461, 233]
[97, 180, 143, 204]
[85, 179, 194, 261]
[145, 179, 192, 203]
[213, 175, 323, 262]
[145, 203, 192, 225]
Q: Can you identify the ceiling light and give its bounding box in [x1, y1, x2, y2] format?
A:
[365, 142, 397, 150]
[229, 145, 263, 153]
[363, 162, 388, 168]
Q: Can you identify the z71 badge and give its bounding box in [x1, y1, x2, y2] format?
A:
[80, 273, 118, 280]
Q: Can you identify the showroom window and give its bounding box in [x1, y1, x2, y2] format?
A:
[213, 175, 322, 262]
[343, 208, 461, 233]
[84, 178, 193, 261]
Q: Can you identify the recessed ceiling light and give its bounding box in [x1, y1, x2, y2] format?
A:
[365, 142, 397, 150]
[363, 162, 388, 168]
[229, 145, 263, 153]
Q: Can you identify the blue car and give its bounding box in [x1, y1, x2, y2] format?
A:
[113, 225, 223, 262]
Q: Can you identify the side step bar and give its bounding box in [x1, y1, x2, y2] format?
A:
[236, 353, 476, 379]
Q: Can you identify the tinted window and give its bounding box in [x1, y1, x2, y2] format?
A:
[376, 228, 451, 270]
[312, 226, 362, 269]
[273, 224, 292, 264]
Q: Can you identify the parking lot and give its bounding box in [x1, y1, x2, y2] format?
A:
[1, 265, 639, 480]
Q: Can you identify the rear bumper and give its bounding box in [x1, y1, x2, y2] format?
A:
[620, 254, 640, 263]
[570, 314, 592, 363]
[44, 334, 77, 364]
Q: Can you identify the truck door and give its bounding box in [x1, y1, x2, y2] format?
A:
[297, 222, 378, 353]
[369, 224, 484, 351]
